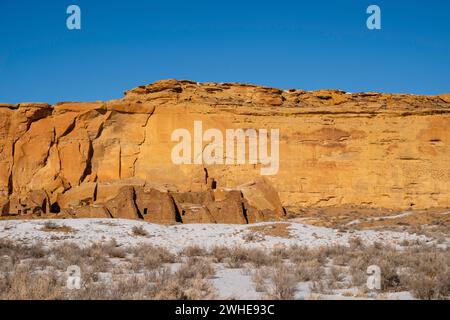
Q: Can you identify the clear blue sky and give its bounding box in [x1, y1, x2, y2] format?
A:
[0, 0, 449, 103]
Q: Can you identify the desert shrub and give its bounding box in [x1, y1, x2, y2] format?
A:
[324, 245, 351, 266]
[348, 237, 364, 250]
[150, 259, 217, 299]
[110, 275, 148, 299]
[41, 221, 75, 233]
[287, 245, 327, 264]
[309, 280, 333, 295]
[0, 239, 16, 253]
[406, 274, 450, 300]
[266, 264, 298, 300]
[177, 257, 215, 280]
[328, 266, 346, 283]
[181, 245, 208, 258]
[128, 244, 176, 271]
[251, 268, 269, 292]
[211, 246, 278, 267]
[246, 248, 275, 267]
[0, 264, 62, 300]
[295, 260, 324, 282]
[401, 249, 450, 299]
[271, 246, 290, 260]
[210, 246, 231, 263]
[52, 242, 86, 266]
[0, 240, 47, 267]
[226, 247, 251, 268]
[131, 225, 149, 237]
[0, 237, 448, 300]
[42, 221, 59, 230]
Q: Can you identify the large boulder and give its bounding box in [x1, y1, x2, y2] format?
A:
[238, 177, 285, 223]
[172, 192, 213, 206]
[176, 203, 215, 224]
[134, 186, 178, 224]
[6, 190, 50, 216]
[172, 190, 247, 224]
[63, 205, 111, 218]
[207, 189, 247, 224]
[0, 198, 9, 216]
[104, 186, 140, 219]
[171, 192, 215, 223]
[57, 182, 97, 209]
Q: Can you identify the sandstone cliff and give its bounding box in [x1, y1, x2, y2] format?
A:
[0, 79, 449, 222]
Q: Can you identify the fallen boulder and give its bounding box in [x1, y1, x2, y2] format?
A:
[238, 177, 285, 223]
[134, 187, 179, 224]
[104, 186, 140, 219]
[57, 182, 97, 209]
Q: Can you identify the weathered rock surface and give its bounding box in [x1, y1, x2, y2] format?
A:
[134, 186, 178, 224]
[239, 177, 286, 223]
[0, 79, 449, 223]
[104, 186, 140, 220]
[51, 177, 276, 224]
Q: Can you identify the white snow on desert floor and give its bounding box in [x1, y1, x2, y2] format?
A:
[1, 218, 448, 300]
[0, 218, 439, 251]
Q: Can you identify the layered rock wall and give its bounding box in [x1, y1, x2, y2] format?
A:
[0, 79, 449, 221]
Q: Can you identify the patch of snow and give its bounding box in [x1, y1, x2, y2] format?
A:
[0, 219, 436, 252]
[212, 266, 261, 300]
[345, 211, 414, 226]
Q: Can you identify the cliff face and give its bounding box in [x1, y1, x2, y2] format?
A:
[0, 79, 449, 221]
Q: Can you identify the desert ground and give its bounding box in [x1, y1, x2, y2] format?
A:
[1, 209, 448, 300]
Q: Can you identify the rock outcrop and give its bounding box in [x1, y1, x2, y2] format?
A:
[43, 177, 282, 224]
[0, 79, 449, 223]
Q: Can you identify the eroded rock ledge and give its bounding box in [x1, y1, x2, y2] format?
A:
[0, 79, 449, 222]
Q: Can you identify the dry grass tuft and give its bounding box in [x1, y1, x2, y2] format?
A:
[150, 258, 217, 299]
[247, 223, 292, 239]
[40, 221, 75, 233]
[266, 264, 298, 300]
[131, 225, 149, 237]
[0, 236, 448, 300]
[181, 245, 208, 258]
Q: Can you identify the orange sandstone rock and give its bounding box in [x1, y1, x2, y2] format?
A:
[0, 79, 448, 223]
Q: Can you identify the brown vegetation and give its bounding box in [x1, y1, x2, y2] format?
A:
[0, 239, 448, 300]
